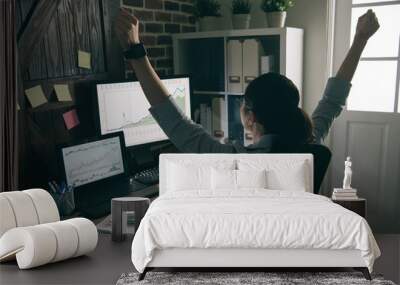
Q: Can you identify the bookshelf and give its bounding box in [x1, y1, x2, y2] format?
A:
[173, 28, 303, 145]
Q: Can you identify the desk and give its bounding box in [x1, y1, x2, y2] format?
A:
[128, 183, 159, 200]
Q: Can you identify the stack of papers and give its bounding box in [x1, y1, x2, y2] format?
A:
[332, 188, 358, 200]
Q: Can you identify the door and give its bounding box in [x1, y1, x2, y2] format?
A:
[331, 0, 400, 233]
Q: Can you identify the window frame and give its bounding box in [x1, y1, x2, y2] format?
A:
[349, 0, 400, 113]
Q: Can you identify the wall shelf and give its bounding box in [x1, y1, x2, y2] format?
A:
[173, 27, 304, 146]
[193, 91, 226, 96]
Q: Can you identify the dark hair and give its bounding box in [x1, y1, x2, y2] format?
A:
[244, 73, 313, 144]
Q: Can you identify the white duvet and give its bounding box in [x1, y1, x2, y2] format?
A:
[131, 190, 380, 273]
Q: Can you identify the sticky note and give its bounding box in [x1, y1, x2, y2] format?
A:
[63, 109, 80, 130]
[17, 103, 20, 110]
[54, 84, 72, 102]
[25, 85, 47, 108]
[78, 50, 91, 69]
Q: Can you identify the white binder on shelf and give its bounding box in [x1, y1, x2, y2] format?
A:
[243, 39, 261, 91]
[220, 99, 228, 143]
[261, 55, 275, 74]
[200, 104, 207, 130]
[227, 40, 243, 93]
[212, 97, 227, 142]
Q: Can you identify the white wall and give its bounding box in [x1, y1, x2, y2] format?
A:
[286, 0, 329, 114]
[218, 0, 329, 114]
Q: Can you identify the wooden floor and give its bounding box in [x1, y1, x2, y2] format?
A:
[0, 234, 399, 285]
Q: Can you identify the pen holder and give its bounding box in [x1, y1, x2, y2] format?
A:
[52, 188, 75, 217]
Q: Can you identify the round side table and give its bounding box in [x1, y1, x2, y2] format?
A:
[111, 197, 150, 242]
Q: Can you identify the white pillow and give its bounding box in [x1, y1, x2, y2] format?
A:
[167, 163, 210, 191]
[238, 159, 310, 192]
[266, 162, 308, 191]
[167, 160, 235, 192]
[237, 169, 267, 189]
[211, 169, 267, 190]
[211, 168, 236, 190]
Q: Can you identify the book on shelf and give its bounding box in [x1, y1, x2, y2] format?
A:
[196, 99, 228, 141]
[206, 106, 212, 134]
[194, 108, 200, 123]
[200, 104, 207, 130]
[261, 55, 275, 74]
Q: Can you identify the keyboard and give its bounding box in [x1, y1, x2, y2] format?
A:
[133, 167, 159, 185]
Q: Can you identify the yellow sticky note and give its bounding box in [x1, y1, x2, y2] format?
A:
[54, 84, 72, 102]
[17, 103, 20, 110]
[78, 50, 91, 69]
[25, 85, 47, 108]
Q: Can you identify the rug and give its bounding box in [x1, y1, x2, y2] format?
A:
[116, 272, 396, 285]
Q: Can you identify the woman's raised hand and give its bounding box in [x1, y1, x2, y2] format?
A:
[355, 9, 380, 42]
[115, 8, 140, 50]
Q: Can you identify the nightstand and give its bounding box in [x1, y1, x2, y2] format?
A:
[332, 198, 366, 218]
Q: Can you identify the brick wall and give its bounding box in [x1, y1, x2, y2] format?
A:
[121, 0, 196, 77]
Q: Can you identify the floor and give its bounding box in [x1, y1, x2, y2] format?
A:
[0, 234, 134, 285]
[1, 234, 399, 285]
[374, 235, 400, 284]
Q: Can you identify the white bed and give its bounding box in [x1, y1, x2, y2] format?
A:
[131, 154, 380, 280]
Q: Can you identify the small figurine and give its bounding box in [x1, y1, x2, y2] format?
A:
[343, 156, 353, 189]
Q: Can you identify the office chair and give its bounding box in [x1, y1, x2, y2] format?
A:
[296, 144, 332, 194]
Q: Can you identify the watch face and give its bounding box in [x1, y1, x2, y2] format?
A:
[125, 44, 147, 59]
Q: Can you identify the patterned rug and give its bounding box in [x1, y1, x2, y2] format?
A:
[116, 271, 396, 285]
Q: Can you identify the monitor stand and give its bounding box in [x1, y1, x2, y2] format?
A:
[129, 147, 154, 170]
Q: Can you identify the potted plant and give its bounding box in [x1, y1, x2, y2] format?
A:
[261, 0, 294, 28]
[195, 0, 222, 31]
[231, 0, 252, 30]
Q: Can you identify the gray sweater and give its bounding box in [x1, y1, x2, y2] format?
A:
[149, 77, 351, 153]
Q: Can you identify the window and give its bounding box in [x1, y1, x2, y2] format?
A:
[347, 1, 400, 113]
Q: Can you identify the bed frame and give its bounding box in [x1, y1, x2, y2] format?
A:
[137, 154, 372, 281]
[139, 248, 371, 280]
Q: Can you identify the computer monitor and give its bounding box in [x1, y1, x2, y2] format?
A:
[96, 76, 191, 147]
[60, 132, 127, 188]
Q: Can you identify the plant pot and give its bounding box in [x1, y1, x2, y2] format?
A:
[232, 14, 251, 30]
[266, 11, 287, 28]
[199, 16, 220, 31]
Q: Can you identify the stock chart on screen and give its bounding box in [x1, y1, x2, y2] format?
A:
[97, 77, 191, 147]
[62, 136, 124, 187]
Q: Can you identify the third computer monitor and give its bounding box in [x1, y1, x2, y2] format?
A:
[96, 76, 191, 147]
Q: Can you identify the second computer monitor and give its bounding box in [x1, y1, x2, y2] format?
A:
[97, 76, 191, 147]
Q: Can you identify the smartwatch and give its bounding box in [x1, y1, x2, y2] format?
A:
[123, 43, 147, 60]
